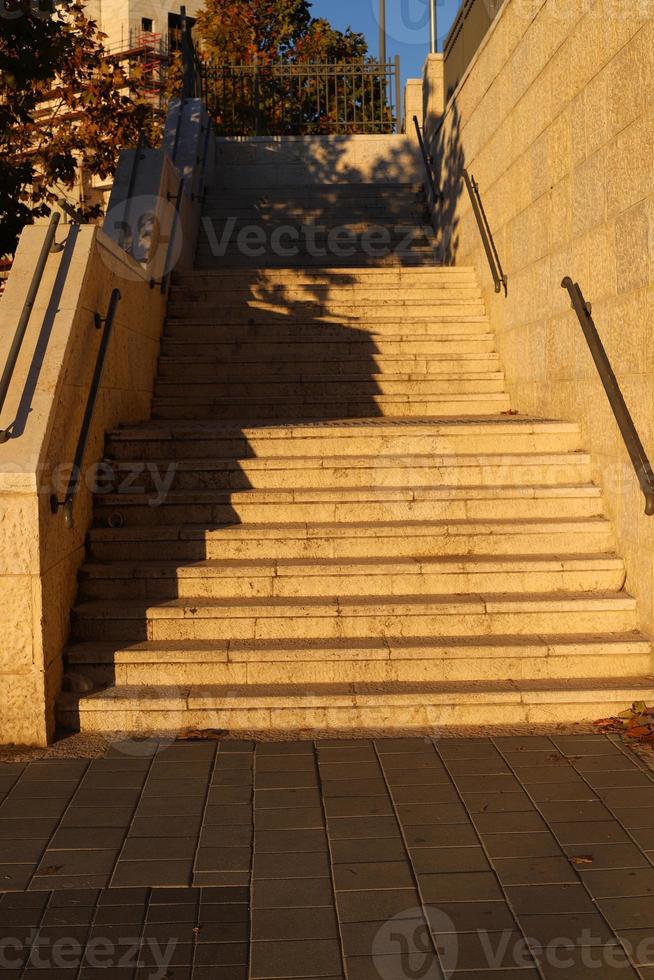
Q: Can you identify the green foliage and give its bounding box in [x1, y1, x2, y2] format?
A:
[0, 0, 153, 257]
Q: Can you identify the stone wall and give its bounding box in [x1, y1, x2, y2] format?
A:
[430, 0, 654, 630]
[0, 227, 166, 745]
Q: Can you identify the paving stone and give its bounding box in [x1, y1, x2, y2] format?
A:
[36, 849, 119, 876]
[537, 946, 638, 979]
[518, 912, 618, 946]
[403, 824, 479, 848]
[524, 781, 598, 803]
[98, 886, 150, 904]
[380, 752, 443, 771]
[334, 861, 414, 891]
[613, 807, 654, 829]
[445, 758, 511, 775]
[0, 839, 48, 862]
[319, 779, 387, 799]
[250, 938, 342, 978]
[601, 896, 654, 930]
[340, 915, 428, 956]
[256, 757, 317, 774]
[563, 843, 649, 870]
[71, 788, 142, 807]
[336, 888, 421, 923]
[254, 829, 327, 853]
[254, 772, 318, 790]
[207, 786, 253, 805]
[198, 904, 249, 923]
[345, 953, 439, 980]
[551, 821, 631, 845]
[316, 763, 381, 781]
[129, 816, 202, 837]
[435, 930, 532, 970]
[396, 803, 468, 825]
[0, 865, 36, 889]
[506, 883, 596, 915]
[30, 873, 110, 891]
[197, 827, 253, 848]
[586, 771, 654, 789]
[483, 832, 562, 859]
[494, 737, 555, 751]
[254, 851, 330, 879]
[195, 846, 252, 872]
[256, 742, 311, 756]
[419, 871, 503, 903]
[389, 783, 459, 804]
[11, 781, 79, 800]
[317, 747, 376, 764]
[454, 774, 523, 794]
[205, 804, 255, 827]
[438, 741, 498, 759]
[326, 816, 401, 840]
[493, 855, 579, 886]
[137, 796, 205, 817]
[579, 867, 654, 898]
[253, 877, 333, 909]
[254, 788, 320, 809]
[252, 907, 338, 941]
[473, 811, 548, 834]
[0, 799, 68, 819]
[59, 807, 135, 829]
[145, 778, 209, 797]
[121, 837, 198, 861]
[213, 771, 254, 787]
[425, 900, 516, 935]
[463, 791, 535, 813]
[194, 870, 250, 887]
[324, 797, 393, 818]
[615, 929, 654, 965]
[330, 837, 408, 864]
[375, 739, 431, 753]
[255, 806, 324, 830]
[110, 860, 192, 887]
[410, 846, 489, 874]
[575, 756, 637, 772]
[512, 765, 587, 784]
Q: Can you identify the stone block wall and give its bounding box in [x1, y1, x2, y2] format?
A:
[430, 0, 654, 628]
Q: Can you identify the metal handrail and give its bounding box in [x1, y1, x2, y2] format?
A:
[150, 175, 185, 294]
[50, 289, 122, 528]
[562, 278, 654, 517]
[462, 168, 507, 296]
[57, 197, 83, 224]
[413, 115, 442, 205]
[180, 5, 202, 100]
[0, 212, 61, 444]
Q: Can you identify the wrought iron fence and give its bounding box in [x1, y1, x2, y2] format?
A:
[202, 59, 401, 136]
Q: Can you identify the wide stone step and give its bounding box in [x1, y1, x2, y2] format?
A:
[87, 518, 616, 562]
[194, 253, 439, 269]
[105, 452, 589, 492]
[92, 484, 603, 526]
[166, 303, 485, 323]
[105, 419, 584, 460]
[64, 634, 653, 687]
[56, 675, 654, 733]
[172, 269, 478, 290]
[159, 338, 498, 359]
[154, 355, 504, 379]
[71, 592, 640, 643]
[77, 554, 626, 601]
[150, 393, 512, 421]
[154, 371, 506, 393]
[163, 320, 489, 338]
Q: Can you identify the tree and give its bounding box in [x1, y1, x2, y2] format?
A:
[0, 0, 154, 258]
[196, 0, 392, 136]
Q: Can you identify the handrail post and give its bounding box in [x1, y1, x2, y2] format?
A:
[0, 212, 61, 444]
[562, 277, 654, 517]
[50, 289, 122, 529]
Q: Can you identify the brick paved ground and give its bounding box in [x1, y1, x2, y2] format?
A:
[2, 735, 654, 978]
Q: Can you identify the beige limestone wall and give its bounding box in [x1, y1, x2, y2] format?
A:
[0, 226, 166, 744]
[431, 0, 654, 629]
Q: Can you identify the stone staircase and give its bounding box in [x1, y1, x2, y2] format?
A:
[57, 179, 653, 736]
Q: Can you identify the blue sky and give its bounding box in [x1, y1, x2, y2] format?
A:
[309, 0, 462, 85]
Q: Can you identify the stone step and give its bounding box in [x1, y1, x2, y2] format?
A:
[194, 254, 440, 269]
[201, 206, 430, 220]
[198, 219, 434, 235]
[77, 554, 626, 601]
[92, 484, 603, 527]
[150, 394, 512, 421]
[71, 592, 640, 643]
[163, 319, 489, 336]
[87, 518, 616, 563]
[154, 355, 504, 379]
[154, 370, 506, 393]
[172, 268, 478, 289]
[63, 634, 653, 687]
[56, 675, 654, 733]
[106, 420, 584, 460]
[204, 182, 425, 200]
[103, 452, 591, 492]
[166, 305, 487, 323]
[159, 338, 498, 359]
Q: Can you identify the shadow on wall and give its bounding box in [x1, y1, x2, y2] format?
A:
[430, 102, 465, 267]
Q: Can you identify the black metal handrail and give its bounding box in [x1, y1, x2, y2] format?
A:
[562, 278, 654, 517]
[180, 5, 202, 100]
[0, 212, 62, 444]
[151, 176, 185, 294]
[463, 168, 507, 296]
[50, 289, 122, 528]
[413, 115, 442, 205]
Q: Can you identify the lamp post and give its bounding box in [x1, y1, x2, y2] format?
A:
[429, 0, 437, 53]
[379, 0, 386, 64]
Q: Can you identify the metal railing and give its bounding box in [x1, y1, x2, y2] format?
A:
[50, 289, 122, 528]
[202, 58, 401, 136]
[0, 212, 62, 444]
[463, 168, 507, 296]
[413, 115, 442, 205]
[180, 5, 202, 99]
[562, 278, 654, 516]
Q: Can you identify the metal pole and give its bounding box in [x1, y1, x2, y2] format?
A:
[379, 0, 386, 64]
[429, 0, 437, 53]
